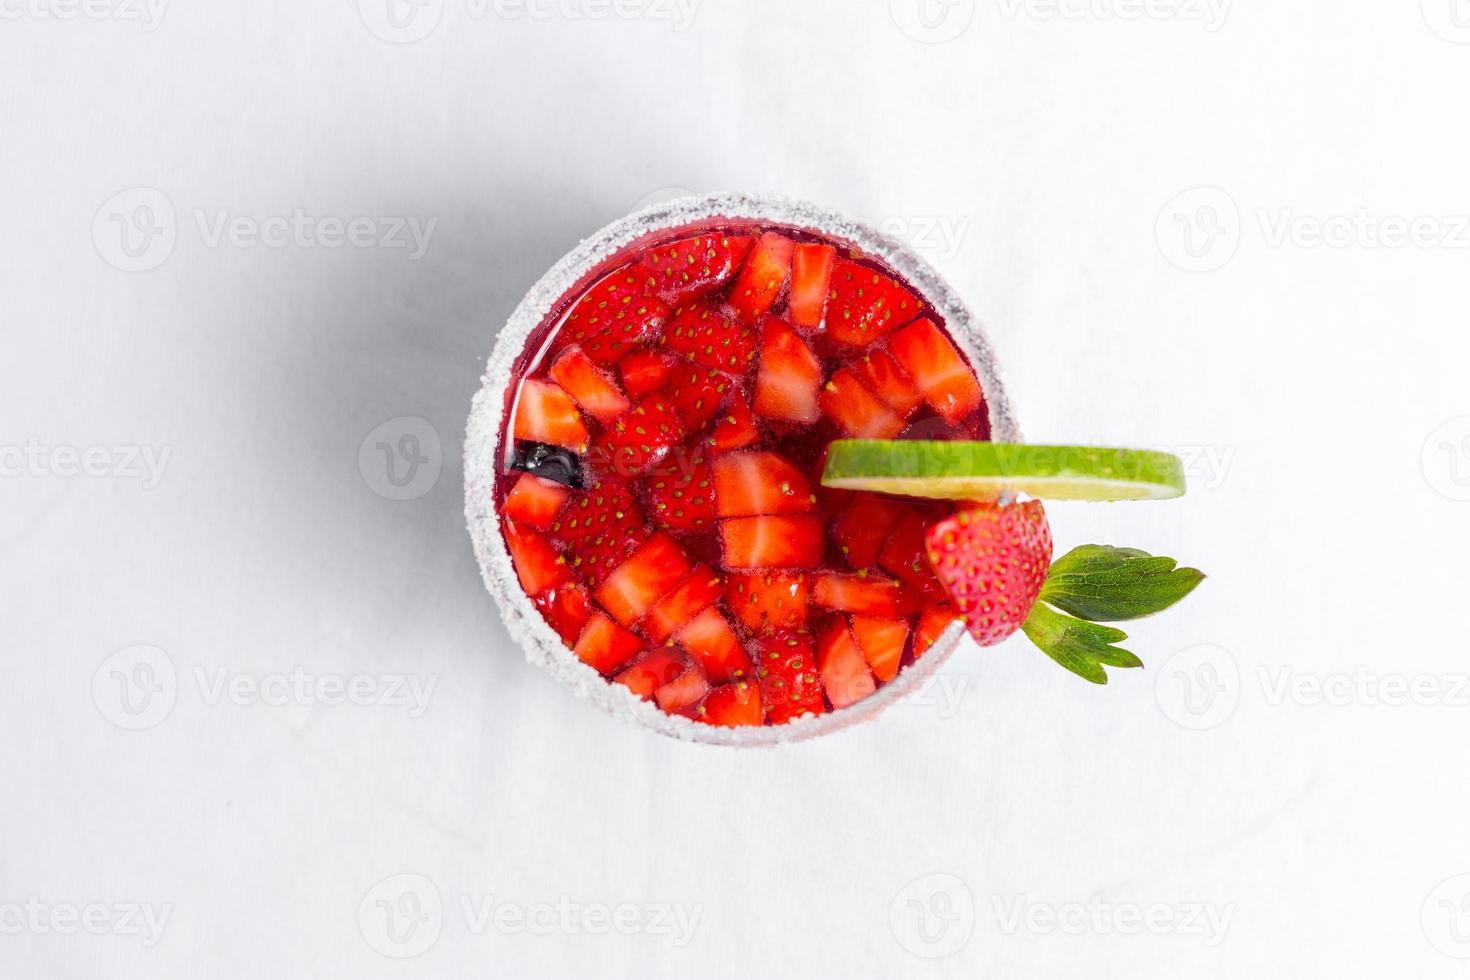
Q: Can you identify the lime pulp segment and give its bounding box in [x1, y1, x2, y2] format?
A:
[821, 441, 1187, 501]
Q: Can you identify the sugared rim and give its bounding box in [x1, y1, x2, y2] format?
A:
[464, 192, 1020, 746]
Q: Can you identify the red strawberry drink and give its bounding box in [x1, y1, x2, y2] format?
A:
[466, 195, 1020, 743]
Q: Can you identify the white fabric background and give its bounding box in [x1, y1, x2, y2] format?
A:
[3, 1, 1469, 976]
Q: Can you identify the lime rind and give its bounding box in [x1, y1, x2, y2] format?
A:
[821, 441, 1186, 502]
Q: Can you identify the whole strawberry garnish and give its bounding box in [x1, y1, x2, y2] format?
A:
[924, 500, 1052, 647]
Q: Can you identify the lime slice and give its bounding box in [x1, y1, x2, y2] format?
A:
[821, 441, 1186, 501]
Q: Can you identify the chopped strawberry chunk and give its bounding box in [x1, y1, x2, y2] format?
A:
[594, 532, 693, 626]
[754, 631, 826, 724]
[550, 478, 645, 584]
[831, 494, 907, 569]
[825, 259, 924, 347]
[665, 360, 732, 432]
[728, 232, 795, 324]
[532, 584, 592, 646]
[555, 266, 667, 364]
[549, 347, 631, 424]
[849, 615, 909, 683]
[812, 572, 905, 617]
[573, 611, 645, 675]
[787, 242, 836, 328]
[720, 515, 825, 569]
[619, 349, 677, 398]
[503, 472, 570, 531]
[636, 233, 753, 302]
[513, 379, 589, 451]
[712, 452, 814, 517]
[913, 603, 960, 659]
[503, 519, 571, 596]
[753, 317, 822, 423]
[645, 455, 715, 533]
[708, 390, 759, 451]
[888, 318, 984, 424]
[661, 302, 758, 374]
[816, 618, 877, 709]
[614, 648, 686, 700]
[855, 348, 923, 417]
[643, 565, 723, 643]
[654, 664, 710, 713]
[593, 394, 686, 477]
[692, 680, 762, 727]
[878, 510, 941, 590]
[725, 571, 809, 633]
[820, 368, 905, 438]
[675, 606, 752, 683]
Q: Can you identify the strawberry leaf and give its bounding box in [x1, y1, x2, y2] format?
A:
[1019, 602, 1141, 685]
[1038, 545, 1204, 623]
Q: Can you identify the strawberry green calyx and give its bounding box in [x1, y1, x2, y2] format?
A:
[1020, 545, 1205, 684]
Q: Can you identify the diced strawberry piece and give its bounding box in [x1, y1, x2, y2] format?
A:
[728, 232, 795, 324]
[878, 510, 941, 591]
[665, 360, 732, 432]
[512, 379, 589, 451]
[816, 618, 877, 709]
[913, 603, 960, 659]
[532, 584, 592, 646]
[849, 615, 909, 683]
[888, 318, 984, 424]
[831, 494, 907, 569]
[549, 347, 631, 424]
[753, 631, 826, 724]
[675, 606, 752, 683]
[691, 680, 762, 727]
[708, 390, 759, 451]
[594, 532, 692, 626]
[645, 455, 715, 533]
[642, 565, 723, 643]
[855, 348, 923, 417]
[720, 516, 825, 569]
[661, 302, 758, 374]
[820, 368, 905, 438]
[555, 266, 667, 364]
[926, 501, 1051, 646]
[787, 243, 836, 328]
[593, 394, 686, 477]
[713, 452, 814, 517]
[655, 664, 711, 713]
[636, 233, 753, 302]
[812, 572, 905, 617]
[619, 349, 677, 398]
[550, 478, 645, 584]
[503, 519, 571, 596]
[614, 648, 686, 700]
[825, 259, 924, 348]
[573, 611, 645, 675]
[725, 571, 809, 633]
[503, 472, 571, 531]
[753, 317, 822, 423]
